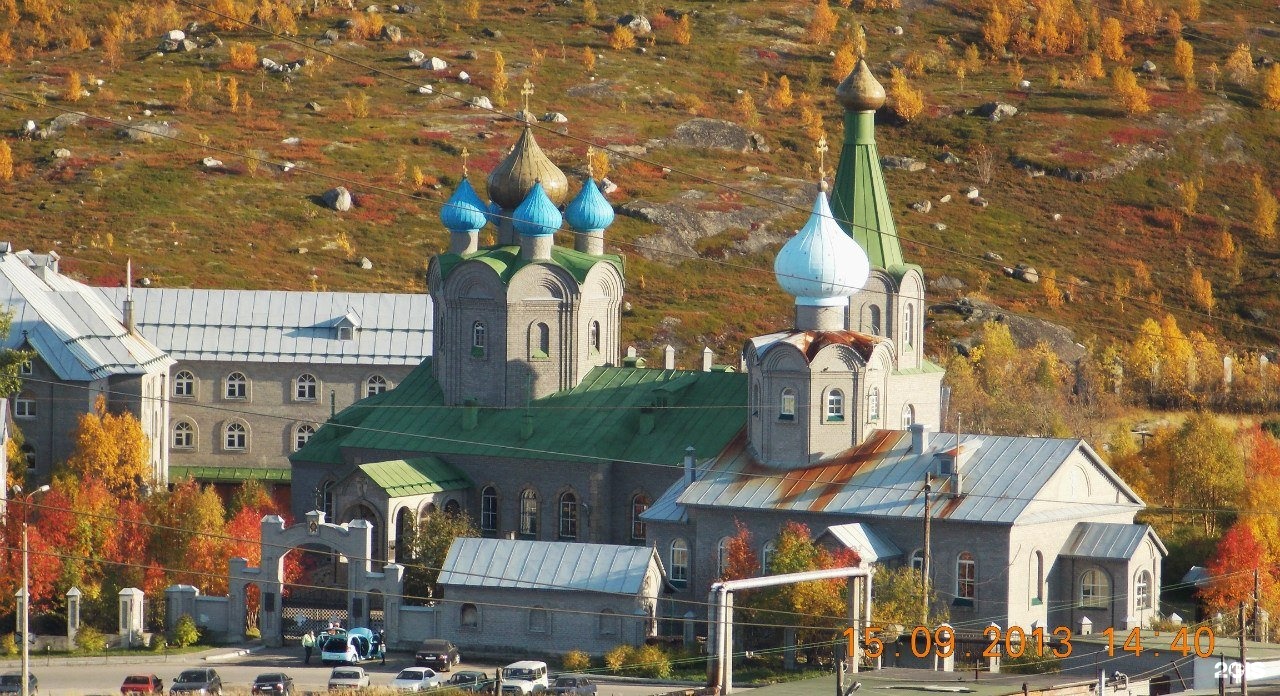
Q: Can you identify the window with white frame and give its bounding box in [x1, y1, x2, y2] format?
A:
[295, 373, 318, 401]
[19, 360, 32, 375]
[1080, 569, 1109, 607]
[225, 372, 248, 399]
[172, 421, 195, 449]
[519, 489, 538, 536]
[481, 486, 498, 533]
[957, 552, 976, 600]
[295, 423, 316, 451]
[14, 394, 35, 419]
[761, 540, 777, 574]
[902, 404, 915, 428]
[827, 389, 845, 421]
[365, 375, 388, 397]
[670, 539, 689, 584]
[472, 321, 486, 350]
[780, 388, 796, 421]
[867, 388, 880, 421]
[1135, 570, 1152, 610]
[905, 304, 915, 347]
[174, 370, 195, 397]
[559, 491, 578, 539]
[911, 549, 924, 572]
[224, 422, 248, 450]
[1030, 551, 1044, 606]
[631, 494, 651, 541]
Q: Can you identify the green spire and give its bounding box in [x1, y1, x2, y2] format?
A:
[830, 60, 905, 272]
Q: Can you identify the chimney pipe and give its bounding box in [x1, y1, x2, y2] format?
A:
[683, 445, 696, 485]
[702, 347, 714, 372]
[663, 345, 675, 370]
[123, 259, 135, 334]
[911, 422, 930, 453]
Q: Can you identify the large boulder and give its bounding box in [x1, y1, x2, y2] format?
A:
[881, 156, 926, 172]
[124, 121, 179, 142]
[381, 24, 402, 42]
[671, 118, 757, 152]
[426, 56, 447, 70]
[323, 186, 353, 212]
[617, 14, 652, 35]
[975, 101, 1018, 121]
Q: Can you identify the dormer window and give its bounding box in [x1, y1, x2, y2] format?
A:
[334, 312, 360, 341]
[337, 326, 353, 341]
[19, 360, 31, 375]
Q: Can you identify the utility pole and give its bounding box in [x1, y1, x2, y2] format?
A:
[1239, 601, 1248, 696]
[921, 476, 933, 627]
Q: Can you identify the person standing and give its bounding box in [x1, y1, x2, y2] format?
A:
[302, 630, 316, 664]
[378, 630, 387, 664]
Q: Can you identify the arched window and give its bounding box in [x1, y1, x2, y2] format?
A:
[780, 388, 796, 421]
[867, 388, 880, 421]
[419, 503, 437, 524]
[905, 304, 915, 347]
[519, 489, 539, 536]
[1135, 570, 1152, 610]
[599, 609, 617, 636]
[910, 549, 924, 572]
[472, 321, 486, 349]
[1031, 551, 1044, 606]
[869, 305, 882, 335]
[480, 486, 498, 533]
[365, 375, 388, 397]
[460, 603, 479, 628]
[294, 423, 316, 451]
[225, 372, 248, 399]
[528, 607, 548, 633]
[172, 421, 195, 449]
[826, 389, 845, 422]
[295, 373, 318, 401]
[631, 494, 651, 541]
[670, 539, 689, 585]
[224, 422, 248, 450]
[717, 536, 732, 577]
[174, 370, 195, 397]
[444, 499, 461, 517]
[957, 552, 976, 600]
[321, 480, 336, 519]
[14, 393, 35, 419]
[589, 321, 601, 351]
[1080, 569, 1109, 607]
[761, 540, 777, 574]
[530, 322, 550, 358]
[902, 404, 915, 428]
[559, 492, 579, 539]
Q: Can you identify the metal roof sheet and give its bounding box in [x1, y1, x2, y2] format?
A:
[1060, 522, 1165, 560]
[169, 465, 291, 482]
[818, 522, 901, 563]
[437, 538, 662, 594]
[93, 287, 432, 365]
[359, 456, 471, 498]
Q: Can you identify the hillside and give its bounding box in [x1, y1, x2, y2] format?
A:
[1, 0, 1278, 368]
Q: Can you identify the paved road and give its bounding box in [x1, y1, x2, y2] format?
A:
[12, 647, 696, 696]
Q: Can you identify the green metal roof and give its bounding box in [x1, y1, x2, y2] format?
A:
[169, 466, 291, 483]
[892, 358, 946, 375]
[830, 110, 905, 271]
[358, 456, 472, 497]
[292, 358, 748, 468]
[436, 244, 624, 284]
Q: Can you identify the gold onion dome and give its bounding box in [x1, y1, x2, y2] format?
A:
[486, 126, 569, 210]
[836, 58, 886, 112]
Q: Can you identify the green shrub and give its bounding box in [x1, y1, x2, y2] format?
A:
[245, 627, 261, 640]
[562, 650, 591, 671]
[172, 614, 200, 648]
[75, 625, 108, 653]
[628, 644, 673, 679]
[0, 633, 16, 656]
[603, 644, 634, 671]
[1002, 652, 1061, 674]
[150, 635, 168, 652]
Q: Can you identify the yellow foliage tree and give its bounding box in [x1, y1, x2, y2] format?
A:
[582, 0, 597, 22]
[1214, 230, 1236, 260]
[64, 70, 82, 103]
[463, 0, 480, 21]
[64, 395, 150, 494]
[1225, 43, 1256, 85]
[1042, 269, 1064, 308]
[608, 25, 636, 50]
[982, 5, 1011, 54]
[587, 146, 610, 180]
[581, 46, 596, 73]
[1084, 52, 1105, 79]
[1253, 173, 1278, 239]
[1112, 67, 1150, 115]
[1189, 267, 1214, 314]
[1099, 18, 1126, 61]
[228, 42, 258, 71]
[1166, 10, 1183, 37]
[492, 51, 508, 108]
[1173, 38, 1195, 90]
[0, 140, 12, 182]
[737, 90, 760, 129]
[226, 76, 239, 112]
[888, 67, 925, 121]
[673, 14, 691, 46]
[0, 32, 13, 64]
[1184, 0, 1201, 20]
[767, 75, 794, 111]
[831, 41, 856, 82]
[1262, 64, 1280, 110]
[806, 0, 838, 45]
[210, 0, 251, 31]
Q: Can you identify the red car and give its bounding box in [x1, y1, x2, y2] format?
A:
[121, 675, 164, 695]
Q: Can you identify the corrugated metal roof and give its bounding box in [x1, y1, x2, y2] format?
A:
[750, 330, 884, 363]
[1060, 522, 1166, 560]
[437, 538, 661, 594]
[818, 522, 901, 563]
[359, 456, 471, 498]
[292, 359, 747, 468]
[169, 465, 291, 482]
[93, 287, 432, 365]
[672, 431, 1144, 525]
[0, 252, 174, 380]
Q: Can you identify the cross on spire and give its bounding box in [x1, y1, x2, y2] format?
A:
[521, 79, 535, 114]
[815, 136, 829, 181]
[461, 146, 470, 178]
[587, 147, 596, 179]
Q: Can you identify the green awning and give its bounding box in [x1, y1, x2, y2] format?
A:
[358, 456, 472, 498]
[169, 466, 292, 483]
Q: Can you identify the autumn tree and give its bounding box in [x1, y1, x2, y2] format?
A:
[582, 0, 597, 22]
[888, 67, 925, 122]
[608, 25, 636, 50]
[0, 140, 12, 183]
[1200, 523, 1274, 616]
[1179, 176, 1202, 215]
[1112, 66, 1151, 115]
[982, 5, 1011, 54]
[831, 40, 856, 82]
[1261, 64, 1280, 110]
[1099, 18, 1126, 61]
[1148, 413, 1243, 533]
[492, 51, 508, 108]
[1189, 267, 1214, 313]
[1173, 38, 1195, 90]
[872, 565, 947, 628]
[806, 0, 838, 45]
[400, 509, 480, 600]
[721, 520, 760, 581]
[147, 479, 229, 593]
[581, 46, 596, 73]
[672, 14, 691, 46]
[1084, 52, 1105, 79]
[1225, 43, 1256, 85]
[738, 90, 760, 129]
[228, 42, 258, 71]
[64, 71, 82, 103]
[1253, 173, 1278, 239]
[1165, 10, 1183, 37]
[226, 76, 239, 112]
[1184, 0, 1201, 21]
[1042, 269, 1064, 308]
[63, 395, 149, 494]
[767, 75, 794, 110]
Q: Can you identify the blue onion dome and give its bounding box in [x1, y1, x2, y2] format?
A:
[774, 182, 870, 305]
[512, 181, 563, 237]
[485, 199, 503, 228]
[440, 178, 488, 233]
[565, 178, 615, 233]
[487, 127, 569, 210]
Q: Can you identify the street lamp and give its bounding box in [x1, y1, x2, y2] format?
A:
[11, 484, 49, 696]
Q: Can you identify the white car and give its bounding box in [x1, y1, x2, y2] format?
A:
[500, 661, 549, 695]
[327, 667, 369, 691]
[391, 668, 444, 692]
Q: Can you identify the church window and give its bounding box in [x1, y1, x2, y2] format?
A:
[869, 305, 881, 335]
[294, 423, 316, 451]
[519, 489, 539, 536]
[631, 494, 651, 541]
[902, 404, 915, 428]
[365, 374, 388, 397]
[589, 321, 601, 352]
[444, 499, 461, 517]
[1080, 569, 1109, 607]
[910, 549, 924, 572]
[472, 321, 486, 350]
[826, 389, 845, 422]
[295, 373, 318, 401]
[867, 388, 880, 421]
[174, 370, 195, 397]
[780, 388, 796, 421]
[172, 421, 195, 449]
[1031, 551, 1044, 606]
[957, 552, 976, 600]
[559, 491, 579, 539]
[670, 539, 689, 585]
[225, 372, 248, 399]
[460, 603, 479, 628]
[481, 486, 498, 533]
[18, 360, 31, 375]
[530, 322, 550, 359]
[224, 421, 248, 450]
[717, 536, 732, 577]
[528, 607, 548, 633]
[761, 540, 777, 574]
[905, 305, 915, 348]
[1135, 570, 1152, 610]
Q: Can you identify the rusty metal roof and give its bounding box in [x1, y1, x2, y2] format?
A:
[749, 329, 883, 363]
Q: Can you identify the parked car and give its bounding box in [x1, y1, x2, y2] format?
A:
[391, 667, 444, 692]
[551, 676, 596, 696]
[322, 627, 376, 665]
[499, 662, 549, 695]
[121, 674, 164, 695]
[0, 673, 37, 696]
[327, 667, 370, 691]
[171, 669, 221, 696]
[444, 671, 493, 694]
[250, 673, 294, 696]
[414, 639, 461, 671]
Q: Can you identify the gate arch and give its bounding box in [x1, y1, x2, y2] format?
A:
[229, 510, 405, 648]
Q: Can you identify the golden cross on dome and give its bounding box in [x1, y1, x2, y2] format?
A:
[461, 146, 470, 178]
[521, 79, 535, 113]
[815, 136, 829, 181]
[587, 146, 596, 179]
